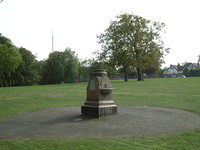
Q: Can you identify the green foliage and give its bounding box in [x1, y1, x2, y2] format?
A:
[78, 59, 91, 80]
[97, 13, 169, 81]
[183, 68, 200, 77]
[0, 36, 22, 87]
[40, 48, 79, 84]
[11, 47, 41, 86]
[144, 65, 161, 78]
[0, 36, 41, 87]
[0, 35, 13, 48]
[78, 58, 117, 80]
[88, 59, 117, 78]
[62, 48, 79, 82]
[0, 35, 85, 87]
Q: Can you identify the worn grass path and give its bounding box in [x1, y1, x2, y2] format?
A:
[0, 77, 200, 149]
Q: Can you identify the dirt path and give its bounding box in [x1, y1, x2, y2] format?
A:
[0, 106, 200, 140]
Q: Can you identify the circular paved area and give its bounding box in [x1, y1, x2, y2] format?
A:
[0, 106, 200, 140]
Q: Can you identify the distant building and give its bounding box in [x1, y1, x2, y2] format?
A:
[163, 63, 199, 78]
[184, 63, 198, 70]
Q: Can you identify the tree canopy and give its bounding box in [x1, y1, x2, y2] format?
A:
[0, 36, 21, 87]
[11, 47, 41, 86]
[40, 48, 79, 84]
[0, 35, 93, 87]
[97, 13, 169, 81]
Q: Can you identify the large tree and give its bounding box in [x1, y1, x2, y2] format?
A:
[11, 47, 41, 86]
[62, 48, 79, 82]
[97, 13, 169, 81]
[40, 48, 79, 84]
[0, 36, 21, 87]
[0, 44, 21, 87]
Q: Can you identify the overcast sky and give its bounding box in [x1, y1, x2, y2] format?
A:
[1, 0, 200, 67]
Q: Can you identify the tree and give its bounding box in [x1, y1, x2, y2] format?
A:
[62, 48, 79, 82]
[97, 13, 169, 81]
[11, 47, 41, 86]
[183, 68, 200, 77]
[0, 44, 21, 87]
[40, 51, 67, 84]
[40, 48, 79, 84]
[78, 59, 91, 81]
[0, 36, 22, 87]
[88, 59, 116, 78]
[197, 55, 200, 68]
[0, 35, 13, 48]
[143, 61, 161, 78]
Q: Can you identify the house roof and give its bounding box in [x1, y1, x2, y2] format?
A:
[177, 65, 184, 71]
[163, 62, 199, 76]
[184, 63, 198, 68]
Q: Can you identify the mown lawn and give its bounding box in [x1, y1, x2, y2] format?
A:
[0, 77, 200, 150]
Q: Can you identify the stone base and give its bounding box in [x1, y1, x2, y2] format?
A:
[81, 105, 117, 118]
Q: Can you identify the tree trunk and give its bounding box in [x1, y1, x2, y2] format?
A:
[9, 77, 11, 87]
[137, 67, 144, 81]
[0, 74, 3, 87]
[124, 66, 128, 82]
[9, 74, 12, 87]
[0, 79, 2, 87]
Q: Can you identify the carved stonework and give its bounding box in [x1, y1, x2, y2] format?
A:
[81, 69, 117, 117]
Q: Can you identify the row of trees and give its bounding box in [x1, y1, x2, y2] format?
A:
[183, 68, 200, 77]
[0, 36, 22, 87]
[1, 13, 169, 87]
[0, 35, 117, 87]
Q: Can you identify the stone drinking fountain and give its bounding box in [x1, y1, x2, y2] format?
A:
[81, 69, 117, 118]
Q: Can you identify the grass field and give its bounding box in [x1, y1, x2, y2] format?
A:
[0, 77, 200, 150]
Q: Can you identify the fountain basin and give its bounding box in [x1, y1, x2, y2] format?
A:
[100, 88, 113, 95]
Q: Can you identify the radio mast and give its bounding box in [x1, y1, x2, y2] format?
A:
[52, 30, 54, 52]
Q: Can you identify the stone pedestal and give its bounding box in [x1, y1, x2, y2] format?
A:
[81, 69, 117, 118]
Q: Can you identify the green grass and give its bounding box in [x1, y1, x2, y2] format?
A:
[0, 77, 200, 150]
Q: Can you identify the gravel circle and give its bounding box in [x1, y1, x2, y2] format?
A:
[0, 106, 200, 140]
